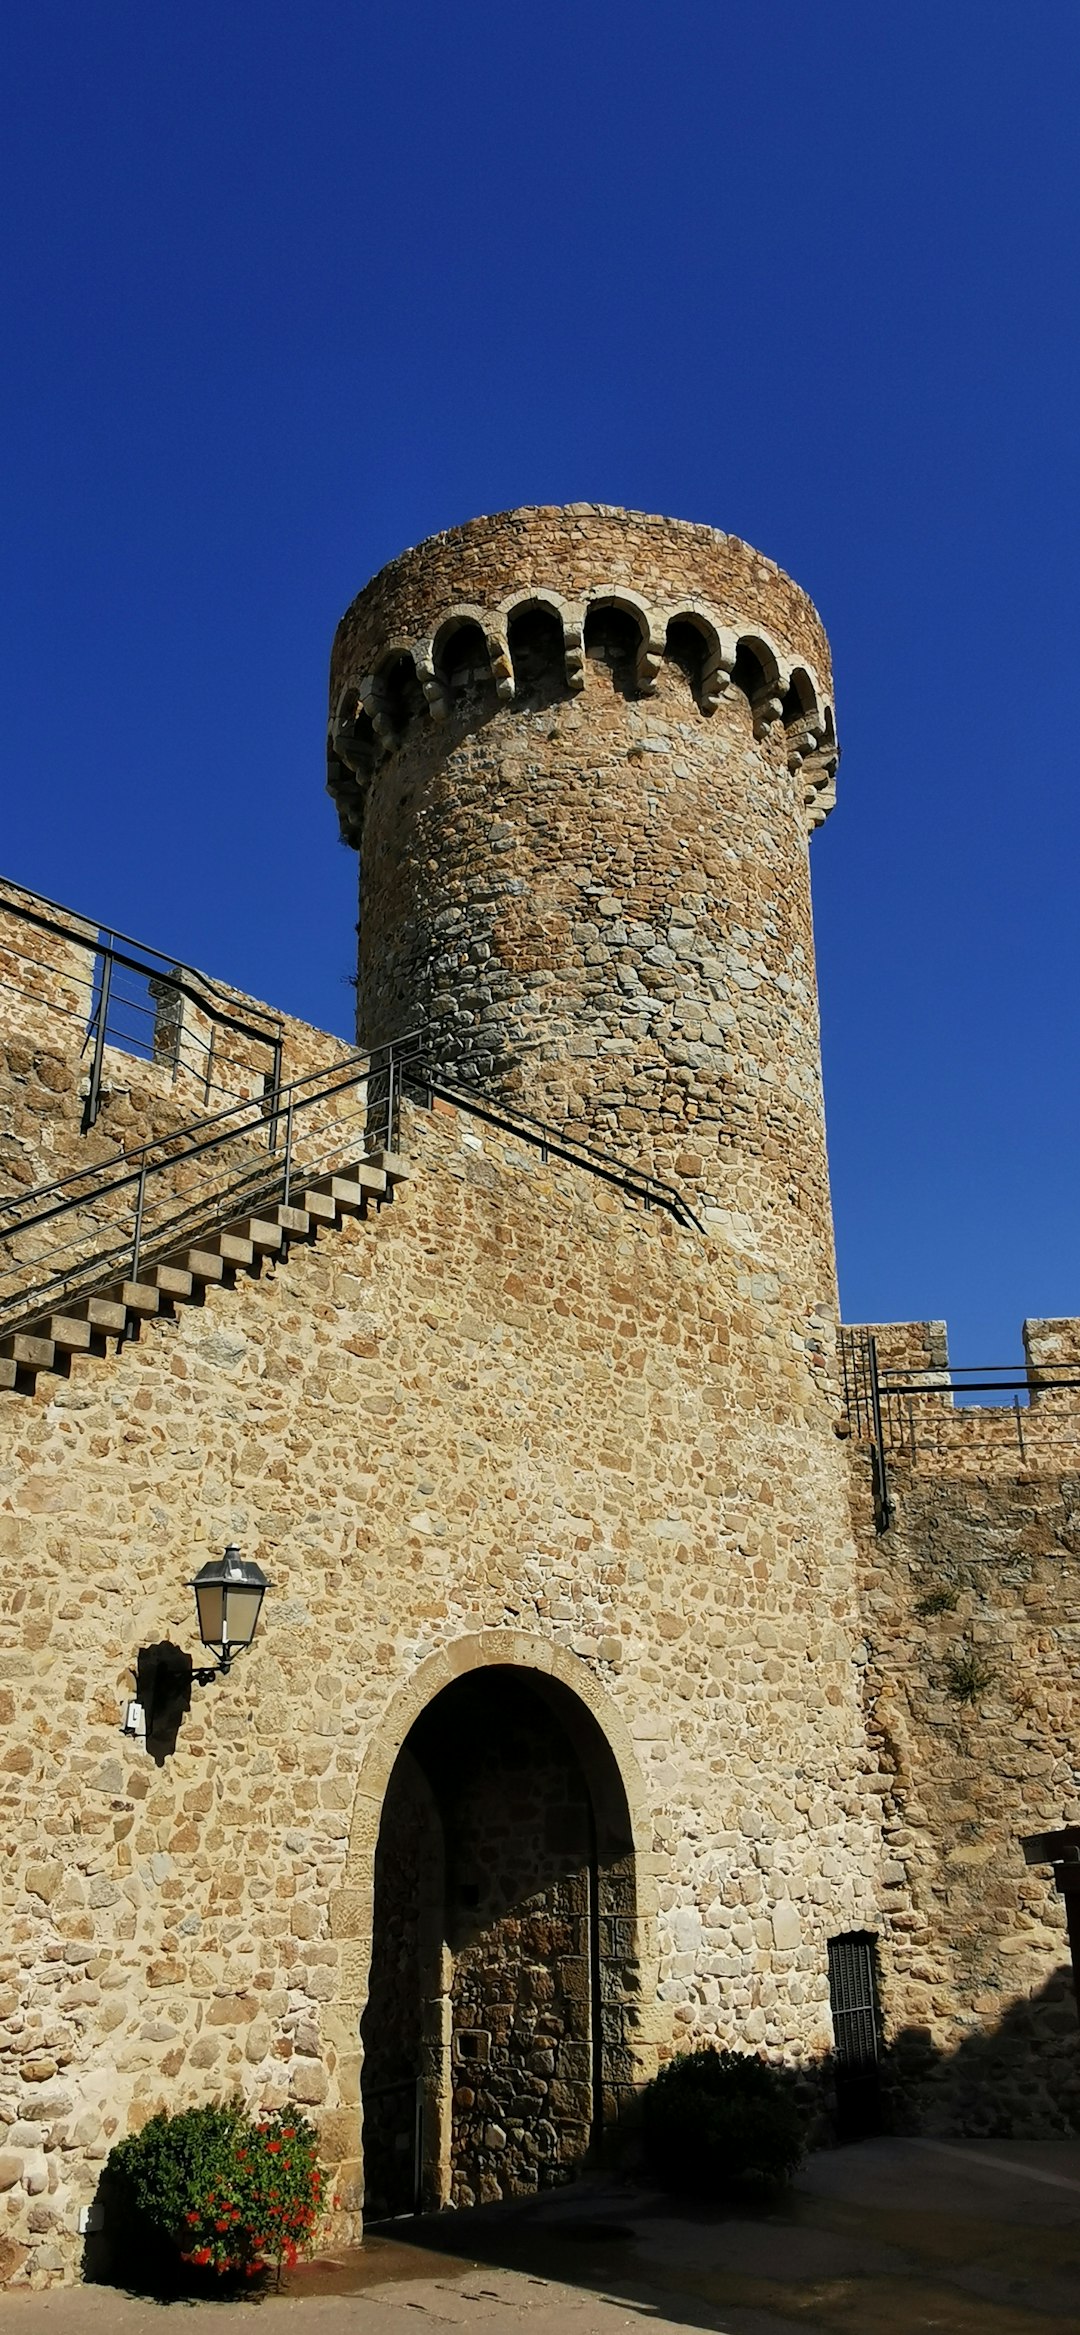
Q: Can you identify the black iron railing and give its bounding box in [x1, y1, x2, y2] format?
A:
[0, 882, 285, 1127]
[403, 1066, 706, 1237]
[840, 1328, 1080, 1533]
[0, 1036, 409, 1342]
[0, 1026, 705, 1345]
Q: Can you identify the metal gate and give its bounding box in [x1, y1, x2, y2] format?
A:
[362, 2074, 424, 2220]
[827, 1932, 883, 2139]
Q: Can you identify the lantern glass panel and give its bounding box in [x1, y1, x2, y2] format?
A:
[194, 1577, 227, 1647]
[221, 1580, 265, 1651]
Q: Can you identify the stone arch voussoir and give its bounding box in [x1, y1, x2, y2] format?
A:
[335, 1632, 655, 1952]
[496, 589, 586, 693]
[324, 1632, 660, 2227]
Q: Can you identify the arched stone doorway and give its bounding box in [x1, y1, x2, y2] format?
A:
[359, 1663, 644, 2216]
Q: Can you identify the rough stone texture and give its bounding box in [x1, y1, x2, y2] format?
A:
[0, 876, 355, 1207]
[0, 878, 362, 1329]
[328, 504, 838, 1218]
[846, 1319, 1080, 2133]
[0, 504, 1076, 2290]
[0, 1088, 881, 2281]
[426, 1673, 594, 2209]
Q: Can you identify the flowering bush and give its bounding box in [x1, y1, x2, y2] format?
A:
[107, 2099, 325, 2287]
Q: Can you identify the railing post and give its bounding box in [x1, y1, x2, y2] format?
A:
[130, 1164, 148, 1286]
[82, 939, 113, 1133]
[266, 1037, 284, 1150]
[171, 974, 183, 1081]
[385, 1047, 397, 1154]
[282, 1096, 294, 1205]
[867, 1333, 892, 1533]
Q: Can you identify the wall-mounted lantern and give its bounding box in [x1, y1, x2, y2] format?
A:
[189, 1545, 271, 1684]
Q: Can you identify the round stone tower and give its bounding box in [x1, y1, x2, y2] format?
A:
[329, 503, 839, 1265]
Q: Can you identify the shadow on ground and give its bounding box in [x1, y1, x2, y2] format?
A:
[289, 2137, 1080, 2335]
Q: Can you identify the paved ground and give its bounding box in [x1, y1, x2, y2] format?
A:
[7, 2137, 1080, 2334]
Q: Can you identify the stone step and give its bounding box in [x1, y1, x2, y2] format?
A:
[43, 1315, 93, 1354]
[273, 1204, 311, 1236]
[366, 1149, 410, 1183]
[302, 1188, 339, 1226]
[85, 1296, 128, 1335]
[238, 1218, 283, 1253]
[330, 1169, 386, 1212]
[3, 1333, 56, 1371]
[118, 1281, 161, 1316]
[0, 1137, 410, 1393]
[154, 1264, 194, 1300]
[180, 1248, 225, 1284]
[215, 1231, 255, 1268]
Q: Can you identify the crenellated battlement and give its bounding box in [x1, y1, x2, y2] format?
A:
[841, 1316, 1080, 1484]
[327, 505, 838, 844]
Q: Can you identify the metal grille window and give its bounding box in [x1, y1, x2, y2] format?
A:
[827, 1931, 881, 2074]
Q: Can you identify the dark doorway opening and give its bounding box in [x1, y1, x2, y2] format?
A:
[361, 1668, 639, 2217]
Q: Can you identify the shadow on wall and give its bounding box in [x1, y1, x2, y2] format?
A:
[134, 1642, 192, 1766]
[80, 1965, 1078, 2299]
[332, 1985, 1080, 2335]
[883, 1965, 1080, 2139]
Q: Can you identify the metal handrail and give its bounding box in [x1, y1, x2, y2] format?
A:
[0, 1024, 706, 1345]
[839, 1326, 1080, 1537]
[3, 1116, 366, 1339]
[0, 879, 286, 1129]
[0, 879, 283, 1032]
[877, 1364, 1080, 1395]
[0, 1034, 420, 1341]
[0, 1044, 379, 1224]
[401, 1067, 707, 1236]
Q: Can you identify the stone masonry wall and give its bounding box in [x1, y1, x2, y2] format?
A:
[0, 1088, 882, 2283]
[0, 879, 363, 1333]
[846, 1324, 1080, 2133]
[331, 506, 834, 699]
[0, 877, 353, 1206]
[432, 1673, 594, 2206]
[330, 506, 840, 1282]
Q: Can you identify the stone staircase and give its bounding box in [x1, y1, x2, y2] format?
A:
[0, 1148, 409, 1394]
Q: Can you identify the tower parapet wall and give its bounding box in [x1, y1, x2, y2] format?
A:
[846, 1315, 1080, 2132]
[329, 505, 840, 1283]
[843, 1316, 1080, 1478]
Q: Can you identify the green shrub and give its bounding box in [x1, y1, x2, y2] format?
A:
[107, 2099, 325, 2287]
[641, 2047, 803, 2200]
[942, 1646, 993, 1703]
[914, 1586, 958, 1617]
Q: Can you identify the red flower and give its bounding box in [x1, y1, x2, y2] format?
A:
[185, 2211, 199, 2225]
[266, 2139, 281, 2152]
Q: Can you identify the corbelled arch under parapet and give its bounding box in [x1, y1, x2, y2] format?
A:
[328, 506, 837, 841]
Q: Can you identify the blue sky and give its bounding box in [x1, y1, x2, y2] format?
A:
[1, 1, 1077, 1359]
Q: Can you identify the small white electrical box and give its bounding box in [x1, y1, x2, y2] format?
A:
[77, 2202, 103, 2234]
[121, 1699, 146, 1739]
